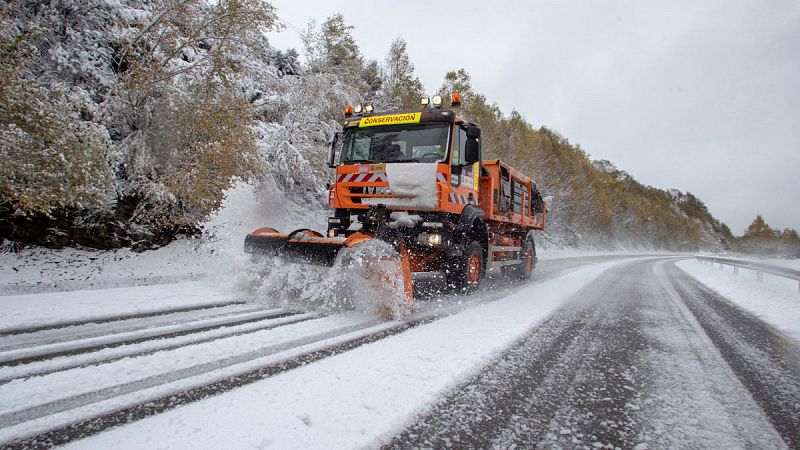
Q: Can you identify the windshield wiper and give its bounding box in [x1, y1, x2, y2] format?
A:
[345, 159, 375, 164]
[389, 158, 420, 163]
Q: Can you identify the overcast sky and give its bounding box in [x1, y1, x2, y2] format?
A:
[266, 0, 799, 235]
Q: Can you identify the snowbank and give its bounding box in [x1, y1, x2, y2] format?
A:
[676, 259, 800, 343]
[0, 180, 330, 297]
[538, 249, 675, 261]
[0, 240, 206, 295]
[0, 282, 233, 332]
[760, 258, 800, 270]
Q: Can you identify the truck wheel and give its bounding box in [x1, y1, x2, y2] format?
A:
[502, 239, 536, 281]
[446, 241, 484, 293]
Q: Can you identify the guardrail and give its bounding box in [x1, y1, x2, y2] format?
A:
[695, 256, 800, 293]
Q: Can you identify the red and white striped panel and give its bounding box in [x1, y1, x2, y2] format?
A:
[337, 173, 388, 183]
[448, 192, 478, 206]
[436, 173, 447, 183]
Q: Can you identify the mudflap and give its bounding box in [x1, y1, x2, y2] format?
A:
[244, 227, 414, 318]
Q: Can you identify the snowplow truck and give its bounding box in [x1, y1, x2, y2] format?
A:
[244, 94, 546, 316]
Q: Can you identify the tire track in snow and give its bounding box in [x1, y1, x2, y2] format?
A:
[1, 316, 440, 450]
[0, 312, 318, 384]
[388, 258, 794, 449]
[0, 304, 270, 353]
[0, 308, 296, 367]
[667, 262, 800, 448]
[385, 259, 650, 449]
[0, 301, 247, 337]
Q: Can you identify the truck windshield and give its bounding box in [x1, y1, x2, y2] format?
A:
[340, 123, 449, 164]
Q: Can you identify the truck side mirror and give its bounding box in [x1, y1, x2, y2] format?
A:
[466, 125, 481, 139]
[465, 139, 480, 165]
[327, 132, 339, 168]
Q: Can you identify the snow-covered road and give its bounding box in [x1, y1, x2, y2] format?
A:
[1, 255, 798, 449]
[389, 258, 799, 449]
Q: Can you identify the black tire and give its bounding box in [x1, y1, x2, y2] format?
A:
[446, 241, 484, 293]
[502, 238, 536, 281]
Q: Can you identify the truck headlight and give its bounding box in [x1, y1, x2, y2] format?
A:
[416, 232, 442, 246]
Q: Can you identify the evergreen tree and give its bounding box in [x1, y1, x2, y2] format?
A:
[275, 49, 302, 76]
[743, 215, 775, 239]
[304, 14, 360, 77]
[361, 59, 382, 101]
[438, 68, 473, 106]
[302, 14, 376, 102]
[382, 38, 424, 109]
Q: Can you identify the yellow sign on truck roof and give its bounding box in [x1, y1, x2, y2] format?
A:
[358, 112, 422, 128]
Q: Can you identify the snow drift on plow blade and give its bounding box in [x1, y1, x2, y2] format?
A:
[244, 227, 413, 318]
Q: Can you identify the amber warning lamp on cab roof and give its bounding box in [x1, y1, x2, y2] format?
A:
[344, 104, 353, 117]
[451, 92, 462, 107]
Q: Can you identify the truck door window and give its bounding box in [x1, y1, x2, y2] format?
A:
[451, 126, 468, 187]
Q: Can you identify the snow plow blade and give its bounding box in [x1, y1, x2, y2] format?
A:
[244, 227, 414, 318]
[244, 228, 346, 267]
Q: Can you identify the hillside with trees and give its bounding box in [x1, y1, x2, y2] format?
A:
[0, 1, 790, 254]
[734, 215, 800, 257]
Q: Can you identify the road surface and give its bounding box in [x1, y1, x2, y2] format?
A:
[0, 256, 797, 449]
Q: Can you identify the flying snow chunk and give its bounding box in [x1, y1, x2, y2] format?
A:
[335, 239, 407, 319]
[250, 240, 407, 318]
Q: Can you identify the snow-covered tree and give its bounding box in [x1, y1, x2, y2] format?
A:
[0, 9, 112, 216]
[274, 49, 302, 77]
[107, 0, 278, 230]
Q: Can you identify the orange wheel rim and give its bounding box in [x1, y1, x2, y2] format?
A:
[525, 248, 533, 272]
[467, 253, 481, 284]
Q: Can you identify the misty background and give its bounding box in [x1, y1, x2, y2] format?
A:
[268, 0, 800, 234]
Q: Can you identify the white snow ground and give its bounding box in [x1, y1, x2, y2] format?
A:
[761, 258, 800, 270]
[0, 240, 207, 295]
[676, 258, 800, 343]
[537, 249, 668, 260]
[0, 281, 237, 332]
[59, 259, 630, 449]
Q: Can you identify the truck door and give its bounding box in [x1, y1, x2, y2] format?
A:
[450, 125, 464, 187]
